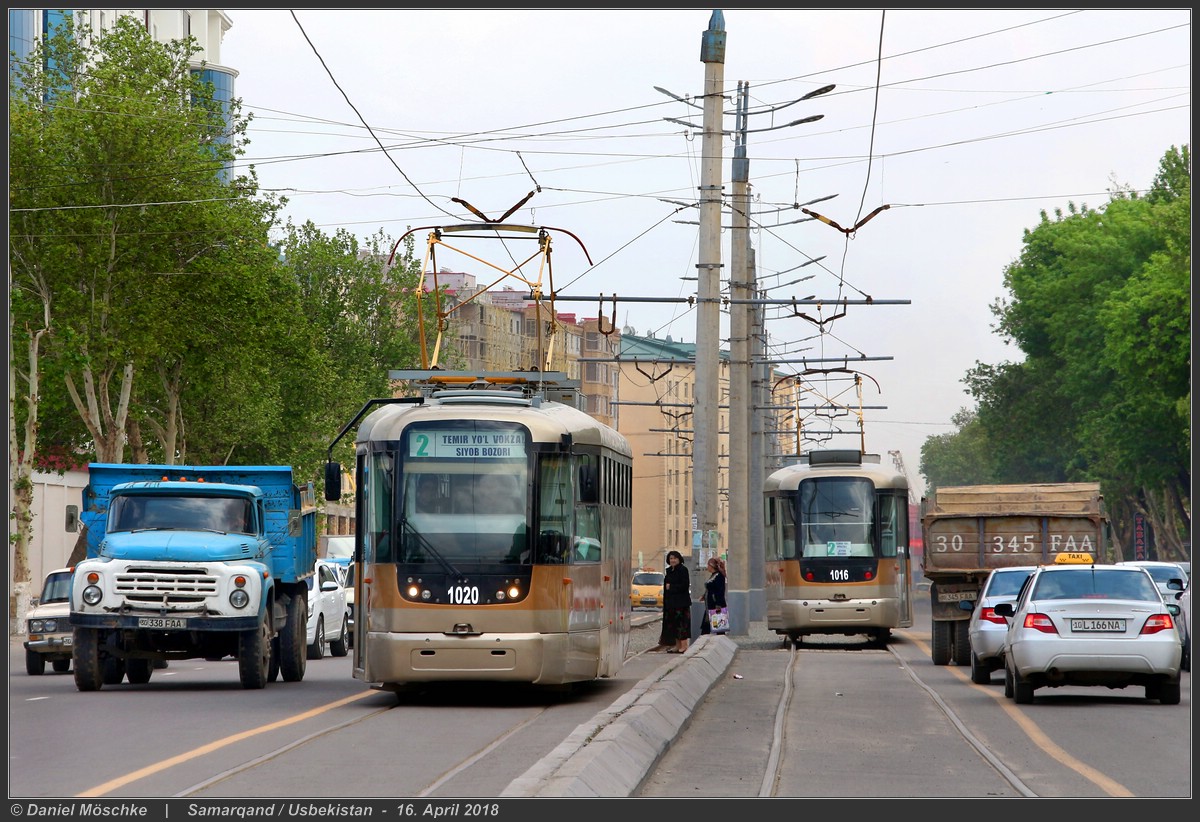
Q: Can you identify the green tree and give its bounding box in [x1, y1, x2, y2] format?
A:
[8, 17, 282, 614]
[928, 146, 1190, 560]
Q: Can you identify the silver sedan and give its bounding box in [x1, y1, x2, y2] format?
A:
[996, 561, 1183, 705]
[966, 565, 1037, 684]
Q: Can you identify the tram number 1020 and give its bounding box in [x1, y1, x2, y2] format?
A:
[448, 585, 481, 604]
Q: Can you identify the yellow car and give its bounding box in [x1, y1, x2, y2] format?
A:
[630, 570, 665, 610]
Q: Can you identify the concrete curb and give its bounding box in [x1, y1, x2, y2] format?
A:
[501, 633, 738, 797]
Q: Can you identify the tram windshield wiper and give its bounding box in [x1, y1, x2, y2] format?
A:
[400, 518, 464, 579]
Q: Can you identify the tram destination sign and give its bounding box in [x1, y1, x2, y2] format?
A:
[410, 430, 527, 459]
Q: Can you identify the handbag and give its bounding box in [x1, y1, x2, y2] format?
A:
[707, 606, 729, 634]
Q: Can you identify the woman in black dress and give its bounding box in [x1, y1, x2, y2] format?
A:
[700, 556, 727, 635]
[661, 550, 691, 653]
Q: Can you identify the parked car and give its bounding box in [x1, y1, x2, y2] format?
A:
[321, 535, 354, 571]
[1172, 577, 1190, 672]
[966, 565, 1037, 684]
[996, 555, 1182, 704]
[306, 559, 349, 660]
[343, 561, 356, 650]
[24, 568, 74, 675]
[1116, 560, 1189, 600]
[630, 569, 665, 610]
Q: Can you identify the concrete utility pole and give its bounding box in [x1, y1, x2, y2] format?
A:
[727, 79, 752, 635]
[692, 9, 725, 634]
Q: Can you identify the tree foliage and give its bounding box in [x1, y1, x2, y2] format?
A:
[919, 146, 1190, 561]
[9, 18, 429, 599]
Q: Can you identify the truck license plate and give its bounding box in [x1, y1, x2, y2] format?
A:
[937, 591, 977, 602]
[137, 617, 187, 630]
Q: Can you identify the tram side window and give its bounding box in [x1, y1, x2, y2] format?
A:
[573, 505, 601, 563]
[772, 495, 797, 560]
[877, 492, 905, 559]
[365, 452, 394, 562]
[536, 455, 573, 562]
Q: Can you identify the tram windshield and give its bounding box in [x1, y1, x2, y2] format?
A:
[798, 478, 875, 558]
[395, 422, 531, 566]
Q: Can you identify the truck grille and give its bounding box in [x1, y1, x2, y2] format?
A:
[114, 568, 219, 604]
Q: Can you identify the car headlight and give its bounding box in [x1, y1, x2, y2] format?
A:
[29, 619, 44, 633]
[82, 586, 103, 606]
[42, 618, 58, 632]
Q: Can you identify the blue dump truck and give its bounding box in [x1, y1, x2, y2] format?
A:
[70, 464, 318, 690]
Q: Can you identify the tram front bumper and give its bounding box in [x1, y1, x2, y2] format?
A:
[780, 598, 901, 632]
[359, 631, 594, 686]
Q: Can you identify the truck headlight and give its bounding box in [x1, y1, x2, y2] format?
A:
[82, 586, 103, 606]
[229, 589, 250, 609]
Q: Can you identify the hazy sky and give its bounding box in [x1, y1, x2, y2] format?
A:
[218, 9, 1191, 497]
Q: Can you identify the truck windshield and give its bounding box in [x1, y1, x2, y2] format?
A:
[109, 494, 254, 535]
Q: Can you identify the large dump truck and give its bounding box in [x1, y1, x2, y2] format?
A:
[920, 482, 1109, 666]
[70, 464, 318, 690]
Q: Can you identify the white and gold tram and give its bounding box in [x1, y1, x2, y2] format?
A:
[763, 449, 914, 647]
[325, 372, 633, 691]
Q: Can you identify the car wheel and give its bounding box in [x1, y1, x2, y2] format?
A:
[970, 651, 991, 685]
[330, 616, 349, 658]
[308, 616, 326, 660]
[931, 620, 951, 665]
[1003, 659, 1015, 699]
[1181, 643, 1190, 673]
[1154, 681, 1181, 705]
[52, 658, 71, 673]
[25, 649, 46, 676]
[1013, 673, 1035, 704]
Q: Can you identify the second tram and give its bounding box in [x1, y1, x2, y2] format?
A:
[325, 372, 633, 692]
[763, 449, 913, 647]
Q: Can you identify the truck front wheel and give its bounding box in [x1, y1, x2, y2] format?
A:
[73, 628, 104, 691]
[102, 656, 126, 685]
[279, 594, 307, 682]
[238, 618, 271, 689]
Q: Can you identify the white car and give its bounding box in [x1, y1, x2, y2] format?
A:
[1116, 560, 1189, 600]
[1171, 578, 1190, 672]
[996, 557, 1182, 704]
[966, 565, 1037, 684]
[24, 568, 74, 675]
[306, 560, 349, 660]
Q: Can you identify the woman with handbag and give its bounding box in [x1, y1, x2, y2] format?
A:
[700, 556, 727, 635]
